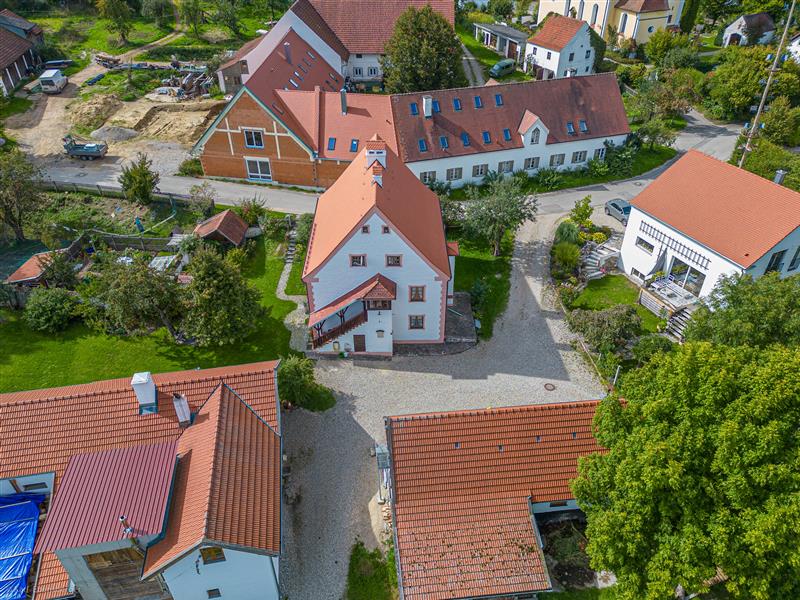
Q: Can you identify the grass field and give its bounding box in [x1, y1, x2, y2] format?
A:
[79, 68, 176, 102]
[345, 541, 398, 600]
[0, 235, 295, 393]
[285, 244, 306, 296]
[0, 96, 33, 149]
[456, 24, 533, 83]
[571, 275, 663, 333]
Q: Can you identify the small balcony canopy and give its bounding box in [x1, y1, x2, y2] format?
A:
[308, 274, 396, 327]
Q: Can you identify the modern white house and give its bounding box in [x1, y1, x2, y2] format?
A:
[722, 13, 775, 47]
[619, 151, 800, 334]
[302, 136, 455, 355]
[217, 0, 455, 92]
[392, 73, 630, 187]
[525, 14, 594, 79]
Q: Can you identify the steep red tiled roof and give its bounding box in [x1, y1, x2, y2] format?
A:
[297, 0, 455, 55]
[391, 74, 630, 162]
[0, 9, 42, 36]
[4, 250, 54, 284]
[0, 362, 279, 600]
[274, 88, 398, 159]
[193, 209, 248, 245]
[35, 441, 179, 553]
[528, 14, 586, 51]
[614, 0, 670, 13]
[0, 23, 31, 70]
[219, 34, 265, 70]
[630, 150, 800, 268]
[303, 137, 450, 278]
[143, 384, 281, 577]
[308, 273, 397, 326]
[387, 401, 603, 600]
[289, 0, 350, 60]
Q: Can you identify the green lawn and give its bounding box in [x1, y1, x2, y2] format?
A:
[0, 235, 295, 393]
[0, 96, 33, 149]
[456, 24, 533, 83]
[78, 68, 176, 103]
[345, 541, 398, 600]
[451, 230, 513, 339]
[285, 244, 306, 296]
[571, 275, 663, 333]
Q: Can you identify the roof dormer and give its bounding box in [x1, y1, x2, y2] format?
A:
[517, 109, 549, 144]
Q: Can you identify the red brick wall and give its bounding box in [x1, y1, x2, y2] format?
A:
[200, 93, 349, 188]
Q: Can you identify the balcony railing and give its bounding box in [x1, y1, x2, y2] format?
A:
[311, 309, 368, 349]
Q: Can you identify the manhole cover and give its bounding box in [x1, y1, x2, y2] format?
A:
[544, 383, 556, 391]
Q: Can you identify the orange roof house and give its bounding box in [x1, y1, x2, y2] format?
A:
[194, 208, 249, 246]
[527, 14, 586, 51]
[0, 362, 282, 600]
[4, 250, 57, 285]
[385, 401, 604, 599]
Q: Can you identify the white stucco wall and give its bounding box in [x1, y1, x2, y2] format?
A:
[315, 305, 395, 354]
[345, 53, 383, 81]
[406, 135, 627, 187]
[525, 25, 594, 78]
[307, 211, 446, 344]
[162, 547, 279, 600]
[744, 225, 800, 280]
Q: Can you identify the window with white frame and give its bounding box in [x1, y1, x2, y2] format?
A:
[498, 160, 514, 173]
[446, 167, 462, 181]
[530, 128, 540, 144]
[386, 255, 402, 267]
[350, 254, 366, 267]
[524, 157, 540, 170]
[353, 67, 363, 76]
[571, 150, 587, 163]
[245, 158, 271, 181]
[243, 130, 263, 148]
[549, 154, 565, 167]
[594, 147, 606, 160]
[472, 164, 488, 177]
[368, 66, 379, 77]
[546, 51, 551, 59]
[419, 171, 436, 184]
[635, 237, 655, 254]
[409, 315, 425, 330]
[630, 268, 646, 281]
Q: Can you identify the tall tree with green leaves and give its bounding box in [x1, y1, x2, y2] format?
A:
[183, 246, 262, 346]
[97, 0, 134, 43]
[464, 176, 537, 255]
[213, 0, 241, 37]
[760, 95, 800, 146]
[119, 153, 160, 205]
[573, 342, 800, 600]
[380, 5, 467, 93]
[180, 0, 204, 37]
[679, 0, 701, 32]
[0, 149, 44, 242]
[702, 0, 734, 26]
[141, 0, 173, 28]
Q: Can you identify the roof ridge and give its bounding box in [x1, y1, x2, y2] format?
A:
[202, 383, 230, 541]
[686, 149, 800, 198]
[388, 399, 603, 422]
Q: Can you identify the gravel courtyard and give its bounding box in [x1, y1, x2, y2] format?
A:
[279, 213, 608, 599]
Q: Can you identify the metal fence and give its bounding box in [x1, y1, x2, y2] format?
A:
[37, 179, 195, 207]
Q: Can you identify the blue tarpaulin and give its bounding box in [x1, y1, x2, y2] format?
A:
[0, 494, 45, 600]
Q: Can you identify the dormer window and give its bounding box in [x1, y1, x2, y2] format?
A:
[461, 132, 470, 147]
[503, 128, 512, 141]
[566, 121, 576, 135]
[530, 128, 540, 144]
[474, 96, 483, 108]
[418, 138, 428, 152]
[453, 98, 462, 111]
[579, 119, 588, 133]
[439, 135, 449, 149]
[495, 93, 504, 106]
[350, 139, 359, 152]
[482, 131, 491, 144]
[327, 137, 336, 151]
[410, 102, 419, 116]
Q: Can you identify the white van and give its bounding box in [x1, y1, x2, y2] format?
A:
[39, 69, 68, 94]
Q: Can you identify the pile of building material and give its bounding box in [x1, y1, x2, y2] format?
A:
[155, 71, 214, 100]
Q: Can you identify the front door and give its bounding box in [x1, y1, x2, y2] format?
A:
[353, 335, 366, 352]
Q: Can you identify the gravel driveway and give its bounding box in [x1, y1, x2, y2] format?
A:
[279, 213, 606, 599]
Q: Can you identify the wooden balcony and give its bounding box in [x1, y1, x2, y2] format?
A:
[311, 309, 368, 349]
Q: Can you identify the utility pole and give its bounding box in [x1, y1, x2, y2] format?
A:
[738, 0, 797, 168]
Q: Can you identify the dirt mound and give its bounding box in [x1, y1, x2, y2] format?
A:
[70, 94, 122, 130]
[91, 126, 139, 142]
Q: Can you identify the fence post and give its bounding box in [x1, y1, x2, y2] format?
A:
[73, 183, 79, 193]
[52, 179, 59, 193]
[97, 185, 103, 196]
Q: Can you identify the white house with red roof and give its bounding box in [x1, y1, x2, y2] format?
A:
[619, 151, 800, 334]
[0, 363, 282, 600]
[302, 136, 455, 355]
[525, 15, 594, 79]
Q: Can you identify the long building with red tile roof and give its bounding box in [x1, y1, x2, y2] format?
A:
[385, 401, 604, 599]
[0, 362, 282, 600]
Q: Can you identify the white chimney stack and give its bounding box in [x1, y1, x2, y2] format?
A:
[422, 95, 433, 118]
[172, 393, 192, 427]
[131, 372, 157, 413]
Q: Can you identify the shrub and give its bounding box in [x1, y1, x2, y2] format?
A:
[470, 278, 489, 312]
[277, 355, 335, 411]
[118, 153, 160, 205]
[295, 213, 314, 246]
[440, 197, 464, 228]
[616, 63, 647, 88]
[178, 158, 204, 177]
[261, 213, 291, 240]
[554, 221, 580, 245]
[591, 232, 608, 244]
[427, 179, 452, 197]
[568, 304, 641, 353]
[233, 196, 267, 227]
[578, 231, 591, 245]
[569, 196, 594, 225]
[553, 241, 581, 273]
[632, 334, 674, 365]
[188, 181, 216, 217]
[558, 283, 580, 308]
[587, 157, 611, 178]
[23, 288, 77, 333]
[224, 246, 248, 270]
[535, 168, 562, 190]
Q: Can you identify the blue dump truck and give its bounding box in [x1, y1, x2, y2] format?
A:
[62, 135, 108, 160]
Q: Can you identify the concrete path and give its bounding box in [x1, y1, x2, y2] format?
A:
[460, 42, 486, 86]
[275, 230, 309, 352]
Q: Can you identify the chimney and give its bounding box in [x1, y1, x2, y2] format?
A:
[172, 393, 192, 428]
[283, 41, 291, 64]
[422, 95, 433, 118]
[774, 169, 787, 185]
[131, 372, 157, 414]
[340, 88, 347, 115]
[119, 515, 133, 536]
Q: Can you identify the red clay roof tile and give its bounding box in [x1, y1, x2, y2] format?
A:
[528, 15, 586, 51]
[4, 250, 55, 284]
[0, 23, 31, 71]
[308, 273, 396, 326]
[614, 0, 670, 12]
[193, 209, 248, 245]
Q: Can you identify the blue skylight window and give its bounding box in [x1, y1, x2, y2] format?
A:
[410, 102, 419, 116]
[439, 135, 449, 149]
[432, 99, 441, 113]
[567, 121, 576, 135]
[327, 137, 336, 151]
[474, 96, 483, 108]
[453, 98, 462, 111]
[461, 132, 470, 146]
[482, 131, 491, 144]
[418, 138, 428, 152]
[579, 119, 588, 132]
[350, 139, 359, 152]
[503, 128, 512, 141]
[495, 93, 504, 106]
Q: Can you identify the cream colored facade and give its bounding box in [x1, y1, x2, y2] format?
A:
[537, 0, 683, 43]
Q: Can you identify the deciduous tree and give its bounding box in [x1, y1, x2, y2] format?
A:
[213, 0, 241, 37]
[41, 250, 78, 289]
[760, 95, 800, 147]
[381, 5, 467, 93]
[637, 117, 677, 148]
[141, 0, 173, 28]
[24, 287, 77, 333]
[0, 149, 44, 242]
[464, 176, 537, 255]
[180, 0, 204, 36]
[573, 343, 800, 600]
[97, 0, 133, 43]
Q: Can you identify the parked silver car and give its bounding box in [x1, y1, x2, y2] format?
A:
[604, 198, 632, 225]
